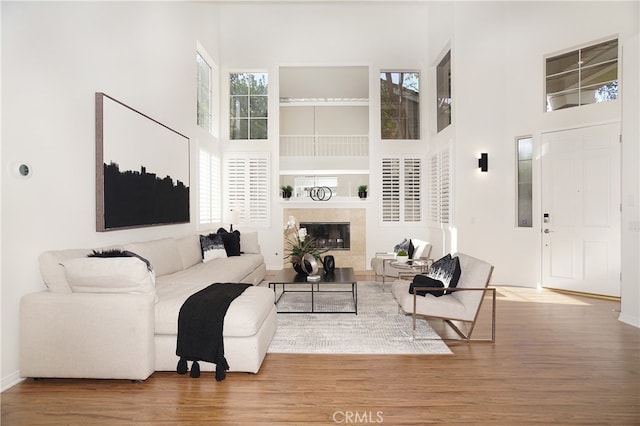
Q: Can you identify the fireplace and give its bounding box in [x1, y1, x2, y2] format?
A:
[300, 222, 350, 250]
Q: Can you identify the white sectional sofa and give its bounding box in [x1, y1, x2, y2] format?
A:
[20, 232, 277, 381]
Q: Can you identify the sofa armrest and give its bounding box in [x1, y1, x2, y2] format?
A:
[20, 291, 156, 380]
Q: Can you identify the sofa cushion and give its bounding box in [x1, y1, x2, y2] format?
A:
[409, 275, 445, 297]
[411, 239, 430, 259]
[38, 245, 123, 293]
[176, 235, 202, 270]
[61, 257, 155, 294]
[427, 254, 461, 292]
[124, 238, 183, 277]
[240, 231, 260, 254]
[200, 234, 227, 262]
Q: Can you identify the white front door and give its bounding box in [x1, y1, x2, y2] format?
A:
[541, 123, 621, 297]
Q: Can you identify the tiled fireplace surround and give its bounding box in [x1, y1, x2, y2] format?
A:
[284, 208, 366, 271]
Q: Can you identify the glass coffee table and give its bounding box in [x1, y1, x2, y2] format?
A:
[269, 267, 357, 314]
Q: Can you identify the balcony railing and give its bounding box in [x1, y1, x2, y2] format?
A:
[280, 135, 369, 157]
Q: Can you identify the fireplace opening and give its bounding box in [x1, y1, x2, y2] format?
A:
[300, 222, 350, 250]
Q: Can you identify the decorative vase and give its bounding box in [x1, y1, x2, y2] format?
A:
[292, 261, 306, 275]
[323, 255, 335, 272]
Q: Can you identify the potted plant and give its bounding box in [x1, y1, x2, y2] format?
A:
[396, 249, 409, 263]
[281, 185, 293, 200]
[358, 185, 368, 199]
[283, 216, 327, 274]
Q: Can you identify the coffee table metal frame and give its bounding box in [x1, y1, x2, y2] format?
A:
[269, 267, 357, 314]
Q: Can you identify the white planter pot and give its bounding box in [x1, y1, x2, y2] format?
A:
[396, 255, 409, 264]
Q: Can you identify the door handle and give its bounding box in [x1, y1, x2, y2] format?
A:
[544, 229, 553, 234]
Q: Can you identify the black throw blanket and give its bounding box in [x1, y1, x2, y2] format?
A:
[176, 283, 251, 381]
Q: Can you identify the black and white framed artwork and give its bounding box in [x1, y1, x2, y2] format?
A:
[96, 92, 190, 231]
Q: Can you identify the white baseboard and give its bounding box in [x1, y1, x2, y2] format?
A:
[1, 370, 25, 393]
[618, 313, 640, 328]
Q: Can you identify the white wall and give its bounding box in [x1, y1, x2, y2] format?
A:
[1, 1, 221, 390]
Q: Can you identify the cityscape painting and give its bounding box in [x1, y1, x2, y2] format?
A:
[96, 92, 190, 231]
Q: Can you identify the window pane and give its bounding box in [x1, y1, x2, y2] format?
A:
[380, 72, 420, 139]
[546, 70, 579, 94]
[581, 39, 617, 67]
[436, 51, 452, 133]
[230, 96, 249, 118]
[230, 118, 248, 139]
[546, 51, 579, 75]
[517, 136, 533, 228]
[249, 119, 268, 139]
[250, 96, 268, 118]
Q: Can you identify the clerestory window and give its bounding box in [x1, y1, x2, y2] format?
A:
[380, 72, 420, 140]
[545, 39, 618, 111]
[230, 72, 268, 140]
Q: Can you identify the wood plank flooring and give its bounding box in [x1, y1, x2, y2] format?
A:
[2, 285, 639, 425]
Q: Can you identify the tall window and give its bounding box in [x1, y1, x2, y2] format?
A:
[380, 72, 420, 139]
[199, 150, 221, 225]
[230, 73, 268, 140]
[196, 52, 212, 133]
[436, 51, 452, 132]
[546, 39, 618, 111]
[224, 153, 270, 225]
[516, 136, 533, 228]
[381, 156, 423, 223]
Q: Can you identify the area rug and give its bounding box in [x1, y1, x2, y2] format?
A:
[266, 281, 452, 355]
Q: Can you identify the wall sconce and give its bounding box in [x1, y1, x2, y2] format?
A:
[478, 153, 488, 172]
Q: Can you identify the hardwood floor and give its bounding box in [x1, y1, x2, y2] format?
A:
[2, 285, 639, 425]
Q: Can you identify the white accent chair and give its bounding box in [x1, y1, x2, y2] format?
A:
[391, 252, 495, 342]
[370, 239, 432, 284]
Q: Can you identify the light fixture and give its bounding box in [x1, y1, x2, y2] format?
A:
[478, 153, 488, 172]
[224, 209, 241, 231]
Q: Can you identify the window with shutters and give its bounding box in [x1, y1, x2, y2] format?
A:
[199, 150, 221, 225]
[381, 156, 422, 223]
[224, 153, 270, 226]
[429, 149, 450, 225]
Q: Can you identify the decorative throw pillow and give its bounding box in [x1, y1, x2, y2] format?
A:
[200, 234, 227, 263]
[408, 239, 416, 259]
[88, 249, 153, 272]
[427, 254, 462, 294]
[394, 238, 410, 253]
[409, 274, 445, 297]
[393, 238, 410, 253]
[216, 228, 242, 256]
[61, 257, 155, 294]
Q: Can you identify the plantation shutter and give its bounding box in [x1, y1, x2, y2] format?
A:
[224, 153, 270, 225]
[199, 150, 221, 224]
[381, 156, 423, 223]
[381, 158, 400, 222]
[247, 156, 269, 223]
[429, 149, 450, 225]
[403, 157, 422, 222]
